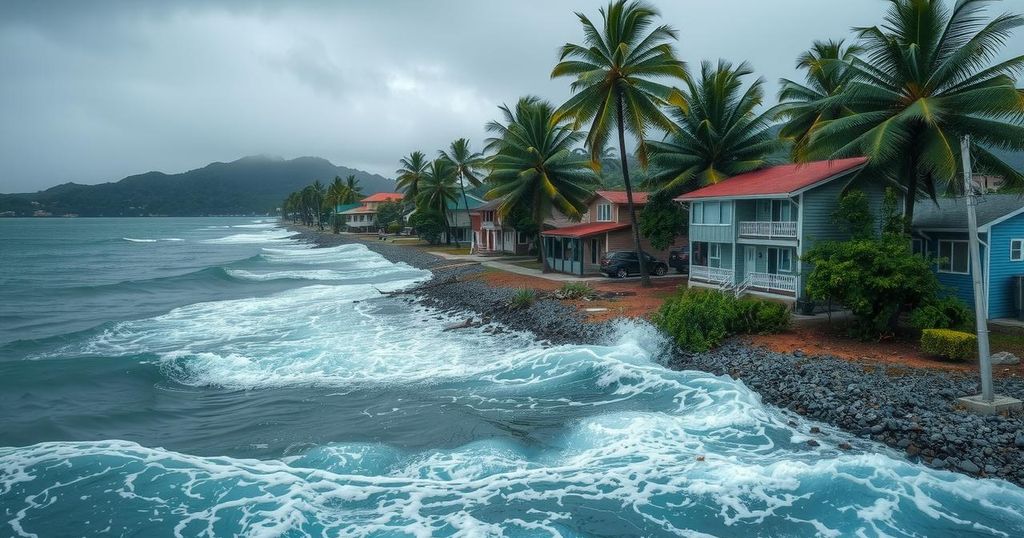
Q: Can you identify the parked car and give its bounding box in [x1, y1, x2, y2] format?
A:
[668, 249, 689, 274]
[600, 251, 668, 278]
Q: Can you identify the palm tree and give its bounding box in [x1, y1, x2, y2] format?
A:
[805, 0, 1024, 229]
[646, 60, 787, 193]
[551, 0, 687, 286]
[484, 96, 599, 269]
[396, 151, 429, 205]
[343, 175, 363, 204]
[417, 158, 459, 244]
[777, 39, 863, 161]
[439, 139, 483, 248]
[325, 176, 348, 232]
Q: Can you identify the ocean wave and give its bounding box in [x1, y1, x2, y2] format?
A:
[201, 230, 298, 244]
[122, 237, 158, 243]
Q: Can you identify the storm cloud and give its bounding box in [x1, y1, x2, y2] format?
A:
[2, 0, 1021, 192]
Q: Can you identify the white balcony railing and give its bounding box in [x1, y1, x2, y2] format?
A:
[739, 221, 797, 239]
[747, 272, 798, 293]
[690, 265, 735, 285]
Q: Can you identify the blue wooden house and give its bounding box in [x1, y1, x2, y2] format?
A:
[911, 194, 1024, 320]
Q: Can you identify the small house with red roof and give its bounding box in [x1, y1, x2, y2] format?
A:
[340, 192, 405, 232]
[676, 157, 896, 303]
[539, 190, 680, 275]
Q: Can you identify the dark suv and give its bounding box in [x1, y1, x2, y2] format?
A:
[668, 249, 689, 274]
[600, 251, 668, 278]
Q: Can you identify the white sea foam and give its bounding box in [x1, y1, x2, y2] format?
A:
[122, 237, 158, 243]
[202, 230, 298, 244]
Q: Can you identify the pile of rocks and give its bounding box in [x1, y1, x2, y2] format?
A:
[672, 342, 1024, 485]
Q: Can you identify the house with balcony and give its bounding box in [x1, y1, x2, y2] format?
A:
[540, 190, 680, 275]
[677, 157, 893, 303]
[339, 192, 405, 232]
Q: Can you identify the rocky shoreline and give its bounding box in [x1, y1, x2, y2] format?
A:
[291, 226, 1024, 486]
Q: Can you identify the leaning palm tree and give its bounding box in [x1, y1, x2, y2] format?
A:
[646, 60, 787, 193]
[396, 151, 429, 204]
[484, 96, 599, 269]
[551, 0, 687, 286]
[777, 39, 863, 161]
[439, 139, 483, 248]
[417, 158, 459, 244]
[806, 0, 1024, 229]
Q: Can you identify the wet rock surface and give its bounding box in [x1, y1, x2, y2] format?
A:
[672, 342, 1024, 485]
[292, 226, 1024, 486]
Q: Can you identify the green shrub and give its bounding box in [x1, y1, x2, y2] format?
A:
[909, 295, 973, 331]
[509, 288, 537, 309]
[652, 289, 791, 352]
[386, 222, 402, 234]
[920, 329, 977, 361]
[556, 282, 597, 300]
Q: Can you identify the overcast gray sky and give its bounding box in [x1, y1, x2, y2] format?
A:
[1, 0, 1022, 192]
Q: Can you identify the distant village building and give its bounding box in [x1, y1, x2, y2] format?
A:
[339, 192, 404, 232]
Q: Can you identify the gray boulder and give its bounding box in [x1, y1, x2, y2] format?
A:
[990, 352, 1020, 365]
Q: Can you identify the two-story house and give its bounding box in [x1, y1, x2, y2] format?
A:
[471, 200, 574, 255]
[339, 192, 405, 232]
[539, 190, 679, 275]
[677, 157, 895, 304]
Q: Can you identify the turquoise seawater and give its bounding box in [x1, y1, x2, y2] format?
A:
[1, 217, 1023, 537]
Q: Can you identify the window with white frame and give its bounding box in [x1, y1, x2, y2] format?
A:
[721, 201, 733, 224]
[704, 201, 720, 224]
[938, 240, 969, 274]
[1012, 239, 1023, 261]
[709, 243, 721, 268]
[691, 202, 704, 224]
[596, 203, 613, 222]
[778, 249, 792, 272]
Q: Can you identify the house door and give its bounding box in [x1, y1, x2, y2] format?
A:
[767, 247, 779, 274]
[745, 246, 756, 276]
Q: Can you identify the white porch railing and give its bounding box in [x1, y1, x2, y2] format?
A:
[739, 221, 797, 239]
[747, 272, 798, 293]
[690, 265, 735, 285]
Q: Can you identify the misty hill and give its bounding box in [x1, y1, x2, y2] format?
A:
[0, 156, 395, 217]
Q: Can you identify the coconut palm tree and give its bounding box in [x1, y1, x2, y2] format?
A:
[396, 151, 428, 204]
[484, 96, 599, 269]
[343, 175, 363, 204]
[417, 158, 459, 244]
[646, 60, 787, 193]
[325, 176, 349, 233]
[806, 0, 1024, 229]
[777, 39, 863, 161]
[439, 139, 483, 247]
[551, 0, 687, 286]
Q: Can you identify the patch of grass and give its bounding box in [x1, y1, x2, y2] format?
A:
[556, 282, 597, 300]
[508, 288, 537, 309]
[990, 327, 1024, 357]
[508, 260, 544, 271]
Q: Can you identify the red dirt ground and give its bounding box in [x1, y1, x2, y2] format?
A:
[466, 267, 1024, 378]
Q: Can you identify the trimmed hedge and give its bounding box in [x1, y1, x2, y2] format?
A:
[652, 288, 791, 352]
[920, 329, 976, 361]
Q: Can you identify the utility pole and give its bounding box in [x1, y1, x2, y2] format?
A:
[956, 135, 1021, 414]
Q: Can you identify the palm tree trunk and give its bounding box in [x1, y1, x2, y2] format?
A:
[455, 173, 471, 249]
[616, 89, 651, 287]
[903, 156, 919, 234]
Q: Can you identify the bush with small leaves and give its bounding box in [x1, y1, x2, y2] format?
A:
[909, 295, 973, 331]
[920, 329, 977, 361]
[556, 282, 597, 300]
[653, 288, 791, 352]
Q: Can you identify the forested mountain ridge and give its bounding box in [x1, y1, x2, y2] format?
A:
[0, 156, 395, 216]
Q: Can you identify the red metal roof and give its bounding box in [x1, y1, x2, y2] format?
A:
[596, 190, 649, 205]
[677, 158, 869, 200]
[541, 221, 630, 238]
[361, 192, 405, 203]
